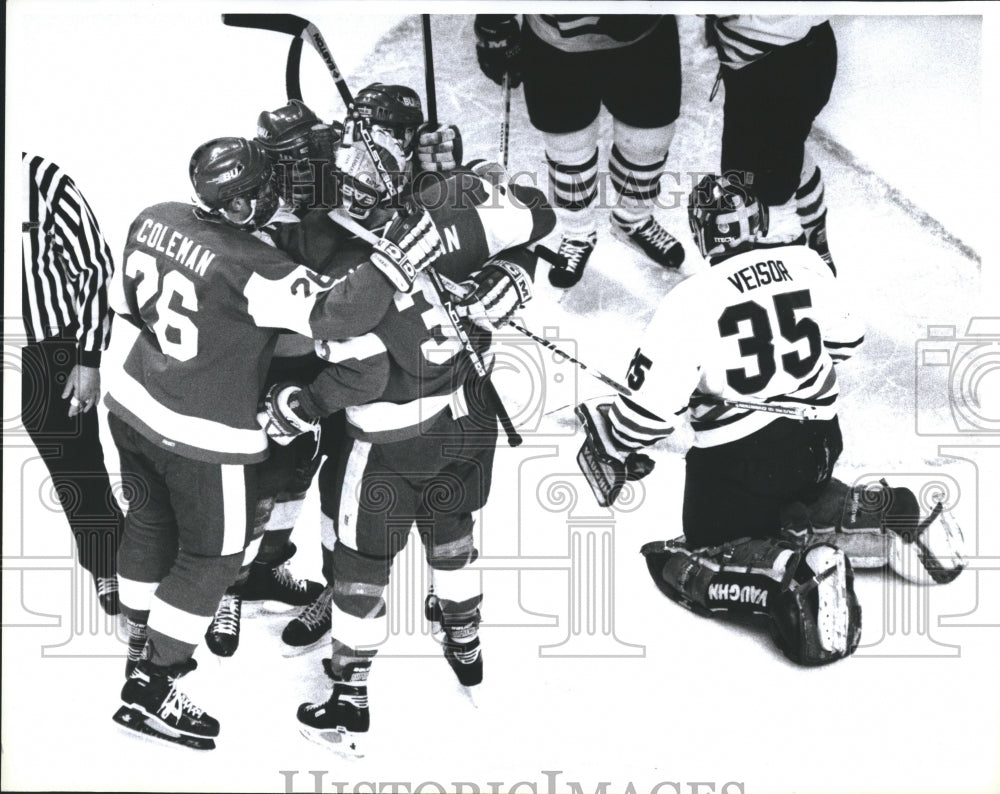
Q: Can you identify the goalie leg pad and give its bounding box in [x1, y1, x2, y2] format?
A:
[781, 478, 965, 584]
[641, 536, 861, 665]
[770, 543, 861, 666]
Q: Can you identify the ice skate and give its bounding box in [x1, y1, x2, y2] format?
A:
[547, 232, 597, 288]
[113, 658, 218, 751]
[611, 214, 684, 269]
[281, 585, 333, 656]
[297, 662, 370, 757]
[205, 587, 242, 657]
[242, 542, 323, 608]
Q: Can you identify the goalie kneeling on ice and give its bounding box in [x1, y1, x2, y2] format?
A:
[575, 402, 655, 507]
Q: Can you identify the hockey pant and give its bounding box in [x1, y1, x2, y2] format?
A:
[720, 21, 837, 205]
[641, 534, 861, 666]
[110, 413, 252, 667]
[319, 410, 496, 670]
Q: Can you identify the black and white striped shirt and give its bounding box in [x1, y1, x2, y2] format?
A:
[711, 15, 827, 70]
[22, 153, 114, 366]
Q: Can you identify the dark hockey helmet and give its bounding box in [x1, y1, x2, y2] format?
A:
[189, 137, 278, 228]
[256, 100, 343, 209]
[353, 83, 423, 153]
[688, 174, 769, 260]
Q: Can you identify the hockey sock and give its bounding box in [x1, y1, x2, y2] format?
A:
[117, 575, 158, 620]
[796, 150, 835, 273]
[255, 528, 294, 566]
[609, 119, 675, 226]
[544, 122, 600, 238]
[320, 512, 338, 585]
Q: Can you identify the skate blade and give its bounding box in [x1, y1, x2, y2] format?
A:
[112, 706, 215, 751]
[281, 634, 331, 658]
[298, 725, 364, 758]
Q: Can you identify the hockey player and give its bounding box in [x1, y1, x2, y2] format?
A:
[201, 88, 473, 658]
[576, 174, 964, 666]
[107, 135, 450, 749]
[257, 130, 554, 751]
[475, 14, 684, 288]
[707, 15, 839, 273]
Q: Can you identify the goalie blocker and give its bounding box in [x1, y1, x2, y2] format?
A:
[575, 402, 655, 507]
[641, 535, 862, 666]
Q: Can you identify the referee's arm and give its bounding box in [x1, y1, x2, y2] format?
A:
[52, 175, 115, 367]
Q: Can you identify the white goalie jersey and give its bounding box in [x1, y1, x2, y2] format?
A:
[608, 243, 864, 450]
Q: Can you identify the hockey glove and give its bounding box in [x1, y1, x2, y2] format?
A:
[257, 382, 319, 446]
[474, 15, 523, 88]
[369, 208, 444, 292]
[456, 259, 532, 333]
[575, 402, 655, 507]
[416, 124, 464, 173]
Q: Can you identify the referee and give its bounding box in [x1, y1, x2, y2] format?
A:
[21, 152, 123, 615]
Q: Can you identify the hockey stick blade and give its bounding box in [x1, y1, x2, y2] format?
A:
[221, 13, 309, 36]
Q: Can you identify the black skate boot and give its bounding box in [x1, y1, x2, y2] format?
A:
[205, 587, 242, 657]
[123, 618, 148, 677]
[95, 575, 121, 616]
[113, 658, 219, 750]
[297, 661, 371, 756]
[548, 232, 597, 289]
[442, 613, 483, 687]
[611, 214, 684, 269]
[242, 542, 323, 607]
[806, 222, 837, 276]
[281, 585, 334, 655]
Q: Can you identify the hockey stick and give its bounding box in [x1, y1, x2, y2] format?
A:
[221, 13, 398, 201]
[504, 321, 820, 420]
[324, 209, 523, 446]
[421, 15, 438, 126]
[222, 14, 354, 107]
[499, 72, 512, 170]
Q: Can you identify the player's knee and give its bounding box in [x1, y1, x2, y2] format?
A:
[770, 543, 861, 666]
[427, 535, 477, 572]
[612, 119, 675, 162]
[543, 121, 600, 164]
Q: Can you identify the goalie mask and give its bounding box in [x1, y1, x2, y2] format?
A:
[353, 82, 424, 154]
[189, 137, 279, 230]
[334, 121, 408, 219]
[688, 174, 768, 261]
[256, 99, 342, 210]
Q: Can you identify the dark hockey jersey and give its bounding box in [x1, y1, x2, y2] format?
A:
[294, 172, 553, 442]
[106, 201, 397, 464]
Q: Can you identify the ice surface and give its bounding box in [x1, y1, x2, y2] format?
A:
[3, 6, 998, 794]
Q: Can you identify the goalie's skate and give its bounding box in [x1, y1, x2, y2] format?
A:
[115, 658, 219, 751]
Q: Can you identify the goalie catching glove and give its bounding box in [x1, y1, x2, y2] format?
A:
[455, 259, 532, 332]
[369, 208, 444, 292]
[257, 382, 319, 445]
[575, 401, 655, 507]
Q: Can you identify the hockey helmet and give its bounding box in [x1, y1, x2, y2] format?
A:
[353, 83, 423, 153]
[189, 137, 278, 228]
[688, 173, 768, 260]
[256, 100, 342, 209]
